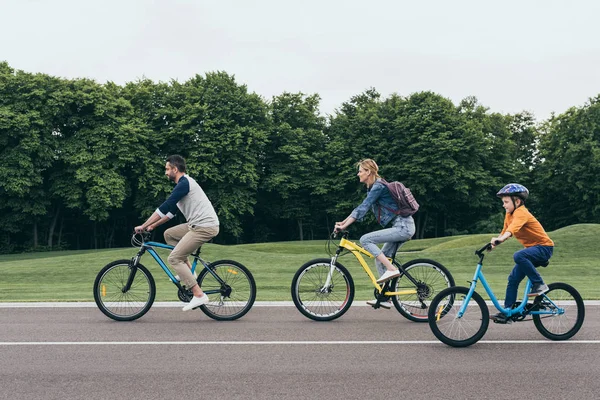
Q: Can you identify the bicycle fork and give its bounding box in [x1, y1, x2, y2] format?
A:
[321, 256, 339, 293]
[122, 250, 145, 293]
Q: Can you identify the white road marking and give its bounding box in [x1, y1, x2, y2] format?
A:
[0, 340, 599, 346]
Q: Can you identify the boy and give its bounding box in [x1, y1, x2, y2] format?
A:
[490, 183, 554, 323]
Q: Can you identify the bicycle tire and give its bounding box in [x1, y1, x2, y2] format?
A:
[93, 260, 156, 321]
[291, 258, 354, 321]
[428, 286, 489, 347]
[532, 282, 585, 341]
[391, 258, 455, 322]
[196, 260, 256, 321]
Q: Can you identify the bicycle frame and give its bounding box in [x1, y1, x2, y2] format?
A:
[127, 238, 226, 295]
[455, 248, 565, 319]
[325, 234, 417, 297]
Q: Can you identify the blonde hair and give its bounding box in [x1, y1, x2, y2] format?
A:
[356, 159, 381, 187]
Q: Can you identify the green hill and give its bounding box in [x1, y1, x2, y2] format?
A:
[1, 224, 599, 301]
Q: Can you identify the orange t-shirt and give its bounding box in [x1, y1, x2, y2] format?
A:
[501, 206, 554, 248]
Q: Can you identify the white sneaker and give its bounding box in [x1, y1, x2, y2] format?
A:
[366, 299, 392, 309]
[376, 269, 400, 284]
[170, 271, 198, 282]
[182, 294, 209, 311]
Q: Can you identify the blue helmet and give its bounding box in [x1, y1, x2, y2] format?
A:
[496, 183, 529, 201]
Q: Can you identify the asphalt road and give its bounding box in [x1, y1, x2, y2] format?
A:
[1, 304, 599, 400]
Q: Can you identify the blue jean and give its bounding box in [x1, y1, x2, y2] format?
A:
[504, 245, 554, 308]
[359, 216, 416, 277]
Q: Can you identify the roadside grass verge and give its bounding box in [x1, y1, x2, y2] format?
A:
[1, 224, 598, 302]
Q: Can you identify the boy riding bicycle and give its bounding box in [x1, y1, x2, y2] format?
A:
[489, 183, 554, 323]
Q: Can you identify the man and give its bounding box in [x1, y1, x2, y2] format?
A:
[135, 155, 220, 311]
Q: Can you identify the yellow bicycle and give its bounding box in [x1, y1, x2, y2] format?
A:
[291, 230, 454, 322]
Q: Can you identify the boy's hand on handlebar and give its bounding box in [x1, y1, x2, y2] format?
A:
[489, 237, 502, 250]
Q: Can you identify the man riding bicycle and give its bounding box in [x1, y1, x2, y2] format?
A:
[134, 155, 220, 311]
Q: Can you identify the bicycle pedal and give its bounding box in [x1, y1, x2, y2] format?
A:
[490, 314, 513, 324]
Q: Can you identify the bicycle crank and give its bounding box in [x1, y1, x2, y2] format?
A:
[177, 288, 193, 302]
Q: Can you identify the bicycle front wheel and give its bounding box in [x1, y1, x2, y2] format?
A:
[428, 286, 489, 347]
[196, 260, 256, 321]
[391, 259, 455, 322]
[93, 260, 156, 321]
[532, 282, 585, 341]
[291, 258, 354, 321]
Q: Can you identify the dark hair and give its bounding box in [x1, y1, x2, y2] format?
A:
[166, 155, 186, 173]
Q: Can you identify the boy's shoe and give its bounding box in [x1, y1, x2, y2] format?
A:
[182, 294, 209, 311]
[528, 283, 549, 297]
[366, 299, 392, 309]
[376, 270, 400, 284]
[491, 312, 512, 324]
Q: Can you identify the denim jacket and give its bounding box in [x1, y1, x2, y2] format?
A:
[350, 179, 400, 227]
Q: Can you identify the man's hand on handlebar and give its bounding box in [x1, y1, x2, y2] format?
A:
[134, 225, 153, 234]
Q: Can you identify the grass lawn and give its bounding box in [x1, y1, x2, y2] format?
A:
[1, 224, 599, 302]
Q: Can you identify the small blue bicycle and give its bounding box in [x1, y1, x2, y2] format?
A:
[428, 242, 585, 347]
[93, 232, 256, 321]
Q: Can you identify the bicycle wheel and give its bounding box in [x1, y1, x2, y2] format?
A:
[196, 260, 256, 321]
[291, 258, 354, 321]
[93, 260, 156, 321]
[532, 282, 585, 341]
[391, 259, 455, 322]
[428, 286, 489, 347]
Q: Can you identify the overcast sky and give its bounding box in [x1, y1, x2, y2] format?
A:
[2, 0, 599, 120]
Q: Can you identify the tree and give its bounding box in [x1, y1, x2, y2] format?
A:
[165, 72, 269, 240]
[533, 96, 600, 229]
[257, 92, 326, 240]
[0, 63, 63, 249]
[49, 79, 146, 247]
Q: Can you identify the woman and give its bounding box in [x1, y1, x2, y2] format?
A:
[335, 159, 416, 309]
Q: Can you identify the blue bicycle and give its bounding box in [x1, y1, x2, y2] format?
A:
[93, 232, 256, 321]
[428, 242, 585, 347]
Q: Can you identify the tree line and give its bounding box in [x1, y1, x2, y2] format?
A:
[1, 61, 599, 252]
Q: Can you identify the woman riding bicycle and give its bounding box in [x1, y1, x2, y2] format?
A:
[335, 159, 415, 309]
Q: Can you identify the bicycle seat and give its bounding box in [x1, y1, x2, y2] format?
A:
[191, 239, 214, 256]
[534, 261, 549, 268]
[387, 241, 407, 261]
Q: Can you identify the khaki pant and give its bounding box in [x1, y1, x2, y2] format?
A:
[164, 224, 219, 288]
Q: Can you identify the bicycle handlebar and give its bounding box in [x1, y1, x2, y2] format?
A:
[331, 230, 349, 239]
[475, 240, 502, 256]
[131, 231, 151, 247]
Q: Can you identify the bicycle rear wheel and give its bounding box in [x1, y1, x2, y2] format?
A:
[291, 258, 354, 321]
[196, 260, 256, 321]
[391, 259, 455, 322]
[532, 282, 585, 341]
[93, 260, 156, 321]
[428, 286, 489, 347]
